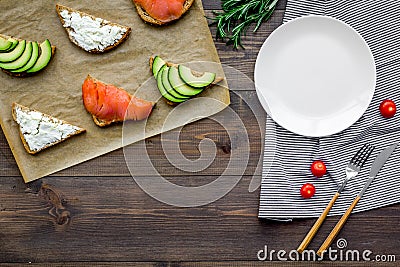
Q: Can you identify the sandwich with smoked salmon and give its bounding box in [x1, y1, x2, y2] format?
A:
[133, 0, 195, 25]
[82, 75, 155, 127]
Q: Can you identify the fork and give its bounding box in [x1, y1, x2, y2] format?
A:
[297, 144, 374, 253]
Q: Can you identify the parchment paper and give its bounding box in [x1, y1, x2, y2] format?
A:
[0, 0, 230, 183]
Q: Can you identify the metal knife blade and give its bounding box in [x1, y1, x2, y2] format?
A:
[359, 143, 398, 198]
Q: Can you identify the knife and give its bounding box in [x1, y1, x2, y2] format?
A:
[317, 143, 398, 256]
[358, 143, 397, 198]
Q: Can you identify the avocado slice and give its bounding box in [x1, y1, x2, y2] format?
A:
[5, 38, 18, 52]
[161, 67, 190, 100]
[157, 66, 187, 103]
[178, 64, 216, 88]
[0, 40, 25, 63]
[11, 42, 39, 73]
[0, 37, 12, 51]
[168, 66, 203, 97]
[0, 42, 33, 70]
[152, 56, 166, 78]
[26, 39, 52, 73]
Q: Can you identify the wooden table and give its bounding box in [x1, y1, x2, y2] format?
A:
[1, 1, 399, 265]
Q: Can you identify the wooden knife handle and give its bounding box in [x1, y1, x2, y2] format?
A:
[317, 196, 361, 256]
[297, 192, 340, 253]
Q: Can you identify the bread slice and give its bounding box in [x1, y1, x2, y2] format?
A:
[133, 0, 195, 26]
[12, 103, 86, 154]
[82, 74, 155, 127]
[0, 34, 56, 78]
[92, 115, 112, 128]
[56, 4, 131, 53]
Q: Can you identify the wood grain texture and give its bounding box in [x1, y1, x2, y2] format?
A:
[1, 262, 399, 267]
[1, 0, 399, 265]
[205, 9, 285, 79]
[1, 175, 399, 263]
[297, 192, 340, 253]
[317, 196, 361, 256]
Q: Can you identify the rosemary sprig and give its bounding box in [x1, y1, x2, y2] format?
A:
[209, 0, 279, 49]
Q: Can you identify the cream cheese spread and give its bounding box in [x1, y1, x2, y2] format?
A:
[14, 105, 81, 152]
[60, 9, 127, 52]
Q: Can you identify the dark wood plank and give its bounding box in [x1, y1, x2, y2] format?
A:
[1, 262, 398, 267]
[0, 264, 156, 267]
[179, 262, 399, 267]
[0, 176, 399, 262]
[206, 10, 285, 79]
[202, 0, 287, 79]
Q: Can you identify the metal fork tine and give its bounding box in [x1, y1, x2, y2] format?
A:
[357, 145, 369, 166]
[359, 145, 374, 167]
[357, 144, 373, 166]
[351, 144, 368, 165]
[350, 146, 362, 164]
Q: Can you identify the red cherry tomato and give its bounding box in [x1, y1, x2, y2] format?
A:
[380, 99, 396, 118]
[300, 183, 316, 199]
[311, 160, 327, 177]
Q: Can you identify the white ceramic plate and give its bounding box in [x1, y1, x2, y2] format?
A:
[254, 15, 376, 137]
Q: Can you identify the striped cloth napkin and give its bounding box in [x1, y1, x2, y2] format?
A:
[258, 0, 400, 220]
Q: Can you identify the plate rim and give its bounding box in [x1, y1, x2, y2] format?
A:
[254, 15, 376, 137]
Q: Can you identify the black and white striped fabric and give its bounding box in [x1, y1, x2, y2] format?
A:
[259, 0, 400, 220]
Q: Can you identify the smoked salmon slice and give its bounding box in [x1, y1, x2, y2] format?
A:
[82, 75, 154, 127]
[134, 0, 189, 24]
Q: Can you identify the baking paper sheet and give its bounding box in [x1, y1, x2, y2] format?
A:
[0, 0, 230, 182]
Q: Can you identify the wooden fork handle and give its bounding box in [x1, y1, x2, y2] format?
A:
[317, 196, 361, 256]
[297, 192, 340, 253]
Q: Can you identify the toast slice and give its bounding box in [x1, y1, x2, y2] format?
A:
[12, 103, 86, 154]
[56, 4, 131, 53]
[0, 34, 56, 78]
[82, 75, 155, 127]
[133, 0, 195, 26]
[92, 116, 113, 127]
